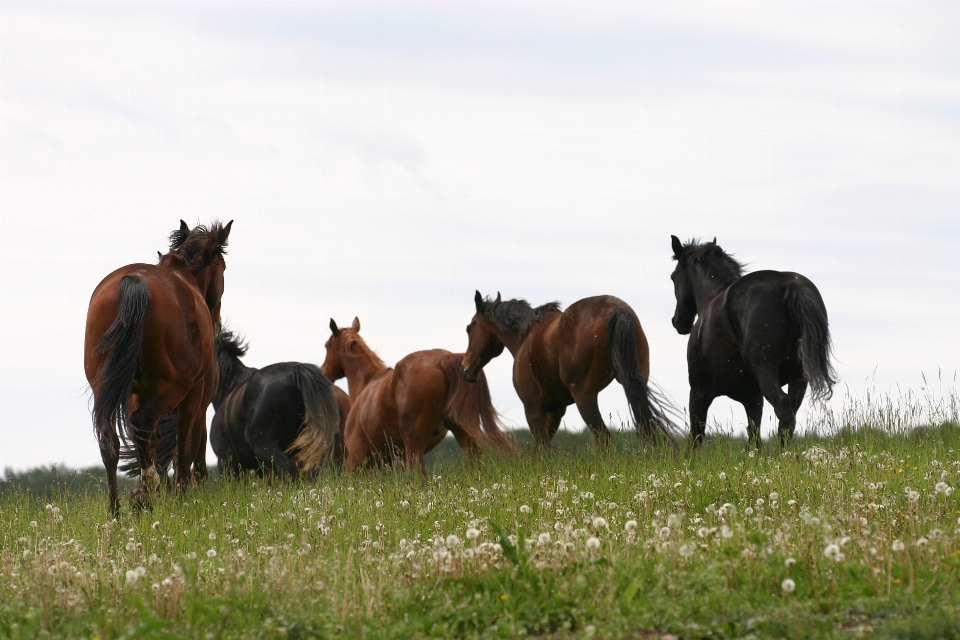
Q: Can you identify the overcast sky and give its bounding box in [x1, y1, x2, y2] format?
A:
[1, 1, 958, 473]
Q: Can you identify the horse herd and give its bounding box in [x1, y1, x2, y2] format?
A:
[84, 220, 836, 514]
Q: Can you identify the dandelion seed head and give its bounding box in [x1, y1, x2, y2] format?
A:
[519, 505, 531, 514]
[206, 549, 217, 558]
[781, 578, 796, 593]
[586, 536, 601, 550]
[625, 520, 638, 532]
[466, 527, 480, 540]
[892, 540, 905, 552]
[592, 516, 607, 529]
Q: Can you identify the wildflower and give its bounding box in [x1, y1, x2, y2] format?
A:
[756, 498, 764, 507]
[781, 578, 796, 593]
[720, 525, 733, 539]
[697, 527, 708, 538]
[592, 516, 608, 529]
[785, 557, 796, 567]
[935, 482, 949, 493]
[519, 505, 531, 514]
[400, 500, 409, 507]
[538, 532, 551, 546]
[748, 451, 756, 458]
[718, 472, 727, 480]
[679, 543, 694, 558]
[585, 625, 596, 636]
[823, 544, 844, 561]
[745, 507, 754, 515]
[769, 492, 778, 501]
[659, 527, 671, 539]
[445, 534, 460, 548]
[839, 536, 851, 547]
[152, 521, 160, 530]
[625, 520, 638, 532]
[892, 540, 905, 552]
[206, 549, 217, 558]
[787, 500, 797, 507]
[466, 528, 480, 541]
[586, 537, 601, 550]
[125, 570, 140, 585]
[29, 521, 37, 528]
[666, 514, 681, 528]
[915, 537, 928, 547]
[209, 532, 216, 541]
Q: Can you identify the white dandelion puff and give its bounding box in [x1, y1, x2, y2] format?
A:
[586, 536, 601, 550]
[781, 578, 796, 593]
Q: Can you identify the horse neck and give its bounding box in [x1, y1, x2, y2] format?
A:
[691, 268, 735, 312]
[214, 362, 254, 409]
[493, 325, 526, 356]
[340, 342, 387, 396]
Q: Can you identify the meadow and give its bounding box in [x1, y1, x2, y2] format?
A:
[1, 388, 959, 640]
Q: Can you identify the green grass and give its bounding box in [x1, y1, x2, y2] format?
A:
[2, 412, 960, 638]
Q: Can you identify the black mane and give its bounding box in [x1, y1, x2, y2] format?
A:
[167, 221, 230, 274]
[215, 328, 254, 398]
[676, 238, 745, 287]
[480, 296, 562, 338]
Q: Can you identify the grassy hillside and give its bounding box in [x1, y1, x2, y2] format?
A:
[1, 419, 959, 639]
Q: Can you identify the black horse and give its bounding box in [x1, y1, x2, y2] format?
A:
[669, 236, 837, 447]
[210, 330, 348, 476]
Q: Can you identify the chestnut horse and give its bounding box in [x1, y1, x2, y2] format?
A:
[84, 220, 232, 514]
[462, 292, 677, 446]
[669, 236, 836, 447]
[321, 317, 511, 472]
[210, 329, 344, 477]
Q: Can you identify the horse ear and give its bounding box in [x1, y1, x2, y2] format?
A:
[671, 235, 684, 258]
[475, 290, 483, 312]
[495, 292, 501, 303]
[329, 318, 339, 336]
[157, 251, 163, 261]
[711, 237, 717, 245]
[180, 220, 190, 234]
[351, 316, 360, 332]
[219, 220, 234, 245]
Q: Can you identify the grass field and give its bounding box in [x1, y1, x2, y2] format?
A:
[2, 390, 959, 639]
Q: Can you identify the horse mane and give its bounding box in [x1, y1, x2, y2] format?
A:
[479, 296, 562, 339]
[338, 331, 386, 368]
[676, 238, 745, 287]
[166, 221, 230, 275]
[216, 327, 254, 393]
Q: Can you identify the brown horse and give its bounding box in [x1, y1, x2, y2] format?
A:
[462, 291, 677, 446]
[320, 317, 511, 472]
[84, 220, 232, 514]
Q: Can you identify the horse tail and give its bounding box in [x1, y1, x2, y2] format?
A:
[784, 281, 837, 402]
[287, 364, 341, 474]
[119, 409, 177, 478]
[91, 275, 150, 455]
[440, 354, 513, 451]
[608, 307, 679, 443]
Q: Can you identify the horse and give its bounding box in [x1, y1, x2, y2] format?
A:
[208, 329, 344, 477]
[461, 291, 677, 446]
[669, 236, 837, 447]
[321, 317, 512, 472]
[84, 220, 232, 514]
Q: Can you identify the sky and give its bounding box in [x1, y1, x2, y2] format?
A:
[1, 1, 958, 473]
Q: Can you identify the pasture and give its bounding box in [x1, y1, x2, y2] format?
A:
[2, 394, 959, 639]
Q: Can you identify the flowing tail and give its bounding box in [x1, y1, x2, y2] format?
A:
[784, 282, 837, 402]
[439, 354, 513, 451]
[119, 410, 177, 478]
[287, 364, 342, 473]
[608, 307, 680, 442]
[91, 276, 150, 455]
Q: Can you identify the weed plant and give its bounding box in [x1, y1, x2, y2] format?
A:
[1, 388, 959, 639]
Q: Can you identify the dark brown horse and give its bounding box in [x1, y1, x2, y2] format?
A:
[462, 292, 677, 445]
[210, 329, 344, 477]
[321, 317, 511, 472]
[84, 220, 232, 514]
[669, 236, 837, 447]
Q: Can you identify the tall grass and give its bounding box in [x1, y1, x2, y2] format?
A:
[1, 387, 958, 639]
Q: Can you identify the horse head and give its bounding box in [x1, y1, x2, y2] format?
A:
[322, 317, 362, 381]
[167, 220, 233, 325]
[670, 235, 698, 335]
[462, 290, 506, 382]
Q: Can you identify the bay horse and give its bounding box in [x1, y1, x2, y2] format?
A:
[84, 220, 232, 514]
[321, 317, 512, 472]
[209, 329, 346, 477]
[669, 236, 837, 447]
[461, 291, 677, 445]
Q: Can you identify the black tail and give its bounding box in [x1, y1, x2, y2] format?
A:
[785, 282, 837, 402]
[608, 307, 679, 442]
[287, 364, 341, 473]
[119, 409, 177, 478]
[91, 276, 150, 455]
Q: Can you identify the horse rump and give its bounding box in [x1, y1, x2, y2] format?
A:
[439, 354, 513, 451]
[287, 364, 341, 473]
[784, 282, 837, 402]
[91, 276, 150, 454]
[608, 307, 680, 442]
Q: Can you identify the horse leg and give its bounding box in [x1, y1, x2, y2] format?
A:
[781, 381, 807, 445]
[573, 393, 611, 445]
[754, 370, 796, 449]
[689, 388, 715, 448]
[743, 394, 764, 450]
[97, 427, 121, 518]
[525, 405, 565, 448]
[174, 384, 206, 492]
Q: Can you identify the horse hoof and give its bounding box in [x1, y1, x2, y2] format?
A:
[129, 489, 154, 513]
